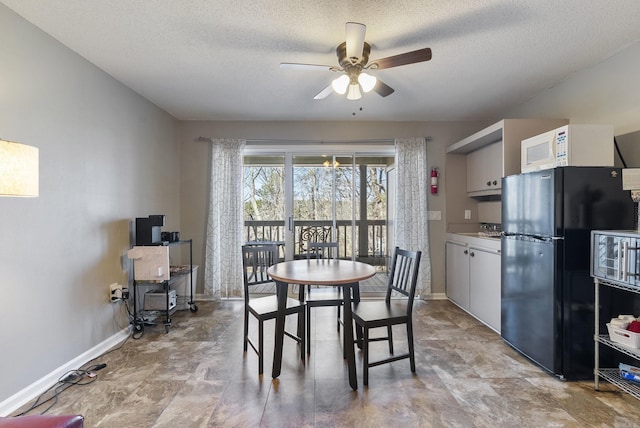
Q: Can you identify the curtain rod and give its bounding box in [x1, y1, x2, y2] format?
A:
[196, 137, 432, 144]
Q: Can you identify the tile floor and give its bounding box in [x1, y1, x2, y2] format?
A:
[12, 299, 640, 427]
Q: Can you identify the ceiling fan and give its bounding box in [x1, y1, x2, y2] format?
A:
[280, 22, 432, 100]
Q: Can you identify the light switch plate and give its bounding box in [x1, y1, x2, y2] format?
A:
[464, 209, 472, 220]
[427, 210, 441, 221]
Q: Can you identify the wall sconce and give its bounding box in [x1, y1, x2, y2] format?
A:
[0, 139, 39, 197]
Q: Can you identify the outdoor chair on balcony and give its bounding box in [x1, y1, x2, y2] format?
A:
[242, 244, 305, 375]
[295, 226, 332, 259]
[352, 246, 422, 386]
[304, 242, 355, 355]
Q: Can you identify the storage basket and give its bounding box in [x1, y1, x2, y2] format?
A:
[607, 323, 640, 349]
[144, 289, 177, 311]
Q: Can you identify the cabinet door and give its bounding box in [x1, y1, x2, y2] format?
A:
[486, 141, 502, 191]
[466, 141, 502, 194]
[466, 147, 486, 193]
[469, 247, 501, 332]
[446, 242, 470, 310]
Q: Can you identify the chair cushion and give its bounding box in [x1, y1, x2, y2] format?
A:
[0, 415, 84, 428]
[248, 295, 303, 318]
[352, 301, 408, 328]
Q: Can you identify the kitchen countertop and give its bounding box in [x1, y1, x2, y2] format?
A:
[446, 232, 501, 251]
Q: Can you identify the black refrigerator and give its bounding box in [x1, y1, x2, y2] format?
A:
[501, 167, 634, 380]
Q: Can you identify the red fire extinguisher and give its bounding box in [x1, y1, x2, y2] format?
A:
[430, 167, 439, 194]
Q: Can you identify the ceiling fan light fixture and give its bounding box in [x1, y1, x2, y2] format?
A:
[331, 74, 350, 94]
[346, 83, 362, 100]
[358, 72, 377, 93]
[283, 22, 432, 102]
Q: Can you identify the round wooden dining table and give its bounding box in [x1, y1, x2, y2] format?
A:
[268, 259, 376, 390]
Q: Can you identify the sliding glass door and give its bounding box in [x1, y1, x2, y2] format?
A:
[291, 154, 354, 260]
[243, 147, 393, 294]
[243, 154, 286, 260]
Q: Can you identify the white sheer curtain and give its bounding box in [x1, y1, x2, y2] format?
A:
[394, 137, 431, 296]
[203, 138, 246, 299]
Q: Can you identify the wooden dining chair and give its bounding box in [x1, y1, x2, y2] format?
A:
[304, 242, 353, 354]
[242, 244, 305, 375]
[352, 246, 422, 386]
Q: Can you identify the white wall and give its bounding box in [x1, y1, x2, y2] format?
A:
[503, 41, 640, 136]
[0, 5, 179, 409]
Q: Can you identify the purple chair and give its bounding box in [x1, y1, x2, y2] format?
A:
[0, 415, 84, 428]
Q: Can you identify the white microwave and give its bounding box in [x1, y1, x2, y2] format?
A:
[521, 124, 614, 173]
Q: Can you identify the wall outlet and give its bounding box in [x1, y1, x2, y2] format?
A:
[109, 283, 123, 302]
[464, 209, 472, 220]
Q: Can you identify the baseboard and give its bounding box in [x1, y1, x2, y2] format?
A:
[195, 293, 217, 301]
[0, 327, 131, 416]
[422, 292, 448, 300]
[196, 293, 450, 301]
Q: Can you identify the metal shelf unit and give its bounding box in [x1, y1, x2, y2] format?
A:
[594, 277, 640, 400]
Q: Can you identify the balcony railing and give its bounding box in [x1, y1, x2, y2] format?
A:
[244, 220, 388, 268]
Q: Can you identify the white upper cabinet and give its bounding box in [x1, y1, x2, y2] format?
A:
[447, 119, 568, 198]
[466, 141, 502, 195]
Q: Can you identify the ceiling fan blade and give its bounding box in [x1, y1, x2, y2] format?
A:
[280, 63, 338, 71]
[313, 84, 334, 100]
[373, 79, 395, 97]
[371, 48, 432, 70]
[345, 22, 366, 60]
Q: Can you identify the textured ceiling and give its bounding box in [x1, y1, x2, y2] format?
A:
[2, 0, 640, 121]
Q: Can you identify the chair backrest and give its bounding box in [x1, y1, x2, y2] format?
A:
[306, 242, 339, 260]
[242, 244, 278, 300]
[298, 225, 332, 254]
[385, 246, 422, 312]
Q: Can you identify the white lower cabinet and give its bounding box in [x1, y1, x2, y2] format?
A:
[446, 241, 470, 310]
[446, 235, 501, 333]
[469, 247, 501, 332]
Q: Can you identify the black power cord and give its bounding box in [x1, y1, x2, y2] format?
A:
[614, 136, 627, 168]
[14, 363, 107, 416]
[122, 296, 146, 339]
[14, 293, 136, 416]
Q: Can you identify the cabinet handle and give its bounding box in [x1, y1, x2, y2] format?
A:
[492, 180, 498, 185]
[486, 181, 491, 186]
[470, 252, 475, 257]
[463, 250, 468, 255]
